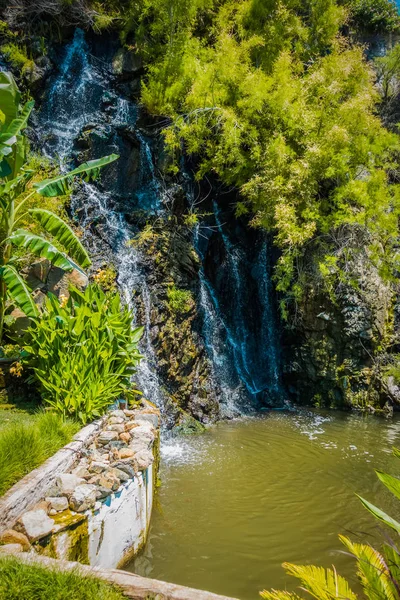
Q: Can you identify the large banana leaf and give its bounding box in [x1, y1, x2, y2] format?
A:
[33, 154, 119, 197]
[0, 264, 38, 317]
[0, 72, 20, 125]
[29, 209, 91, 269]
[357, 494, 400, 534]
[0, 100, 34, 156]
[9, 229, 76, 271]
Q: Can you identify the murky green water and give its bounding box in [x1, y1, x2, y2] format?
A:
[127, 410, 400, 599]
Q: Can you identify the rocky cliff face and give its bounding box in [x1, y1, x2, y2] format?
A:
[2, 24, 399, 421]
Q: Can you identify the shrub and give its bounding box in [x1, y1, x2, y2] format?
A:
[0, 556, 125, 600]
[344, 0, 400, 32]
[166, 285, 193, 314]
[23, 284, 143, 424]
[0, 410, 78, 495]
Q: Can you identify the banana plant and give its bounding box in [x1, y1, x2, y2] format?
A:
[0, 72, 119, 340]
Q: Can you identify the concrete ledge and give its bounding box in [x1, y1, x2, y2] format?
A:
[3, 552, 239, 600]
[0, 418, 105, 531]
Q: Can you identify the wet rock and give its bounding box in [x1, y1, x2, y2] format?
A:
[15, 509, 54, 542]
[45, 497, 69, 513]
[0, 530, 30, 551]
[69, 484, 97, 513]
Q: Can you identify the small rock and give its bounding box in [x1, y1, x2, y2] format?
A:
[89, 461, 108, 474]
[123, 410, 136, 417]
[15, 509, 54, 542]
[69, 484, 97, 513]
[54, 474, 85, 497]
[107, 441, 125, 450]
[135, 411, 159, 428]
[106, 424, 125, 434]
[109, 467, 130, 482]
[72, 466, 91, 479]
[110, 462, 135, 478]
[135, 449, 154, 471]
[98, 431, 119, 445]
[119, 432, 131, 443]
[94, 501, 102, 511]
[118, 448, 135, 459]
[96, 486, 112, 500]
[0, 544, 23, 554]
[109, 410, 126, 420]
[125, 421, 139, 432]
[45, 497, 69, 513]
[0, 530, 30, 551]
[49, 509, 57, 516]
[108, 416, 125, 425]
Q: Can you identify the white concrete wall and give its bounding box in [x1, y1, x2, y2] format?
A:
[87, 464, 154, 569]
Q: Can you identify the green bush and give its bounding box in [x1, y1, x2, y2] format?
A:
[167, 285, 193, 314]
[0, 411, 78, 496]
[344, 0, 400, 32]
[0, 556, 125, 600]
[23, 285, 143, 424]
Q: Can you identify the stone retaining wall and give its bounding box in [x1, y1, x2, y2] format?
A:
[0, 401, 160, 569]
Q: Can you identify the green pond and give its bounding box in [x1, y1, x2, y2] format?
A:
[127, 410, 400, 599]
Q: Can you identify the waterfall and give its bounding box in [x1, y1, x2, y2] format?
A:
[37, 29, 167, 413]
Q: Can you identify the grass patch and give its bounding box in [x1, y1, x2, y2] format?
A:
[0, 557, 126, 600]
[0, 411, 79, 496]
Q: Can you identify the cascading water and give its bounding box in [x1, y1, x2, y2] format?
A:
[37, 29, 167, 412]
[36, 28, 284, 422]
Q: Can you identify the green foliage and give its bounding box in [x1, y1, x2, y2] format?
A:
[0, 43, 34, 75]
[23, 284, 143, 424]
[0, 410, 78, 495]
[375, 42, 400, 102]
[166, 285, 193, 314]
[129, 0, 400, 312]
[0, 71, 118, 339]
[261, 447, 400, 599]
[0, 556, 125, 600]
[344, 0, 400, 32]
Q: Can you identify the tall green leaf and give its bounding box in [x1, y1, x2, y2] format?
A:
[357, 494, 400, 534]
[0, 72, 20, 125]
[0, 100, 34, 155]
[33, 154, 119, 197]
[29, 209, 91, 269]
[9, 229, 76, 271]
[375, 470, 400, 501]
[0, 265, 38, 317]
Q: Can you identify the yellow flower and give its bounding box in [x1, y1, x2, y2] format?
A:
[59, 294, 68, 308]
[9, 362, 23, 377]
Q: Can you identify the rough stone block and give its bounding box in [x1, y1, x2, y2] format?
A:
[15, 509, 54, 542]
[69, 484, 97, 513]
[0, 529, 30, 551]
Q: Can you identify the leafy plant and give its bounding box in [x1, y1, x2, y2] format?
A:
[261, 448, 400, 599]
[23, 284, 143, 424]
[0, 71, 118, 340]
[166, 285, 193, 314]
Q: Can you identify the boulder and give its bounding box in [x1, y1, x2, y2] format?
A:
[97, 431, 119, 445]
[53, 474, 85, 497]
[45, 497, 69, 513]
[118, 448, 135, 459]
[0, 530, 30, 551]
[15, 509, 54, 542]
[134, 449, 154, 471]
[69, 484, 97, 513]
[47, 265, 89, 299]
